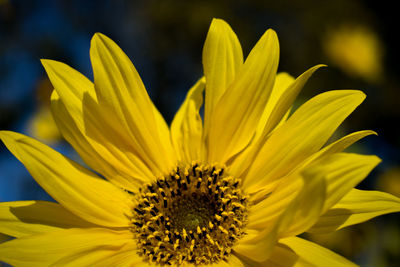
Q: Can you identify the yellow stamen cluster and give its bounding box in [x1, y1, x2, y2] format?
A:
[130, 163, 248, 265]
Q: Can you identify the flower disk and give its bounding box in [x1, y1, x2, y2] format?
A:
[130, 163, 248, 265]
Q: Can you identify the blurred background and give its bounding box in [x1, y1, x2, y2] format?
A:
[0, 0, 399, 266]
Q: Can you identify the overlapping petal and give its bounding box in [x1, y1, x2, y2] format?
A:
[278, 171, 326, 238]
[230, 65, 325, 178]
[309, 189, 400, 234]
[234, 243, 299, 267]
[279, 237, 358, 266]
[52, 242, 143, 266]
[246, 174, 303, 230]
[299, 130, 377, 170]
[0, 131, 132, 227]
[233, 227, 279, 262]
[306, 153, 381, 213]
[0, 201, 94, 238]
[243, 90, 366, 193]
[259, 64, 325, 138]
[203, 18, 243, 142]
[0, 228, 133, 266]
[206, 27, 279, 163]
[254, 72, 295, 140]
[87, 244, 151, 267]
[170, 77, 205, 163]
[90, 33, 176, 176]
[43, 59, 153, 192]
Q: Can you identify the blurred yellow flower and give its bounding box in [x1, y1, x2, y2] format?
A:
[377, 166, 400, 197]
[323, 25, 384, 83]
[27, 77, 62, 144]
[28, 106, 61, 144]
[0, 19, 399, 266]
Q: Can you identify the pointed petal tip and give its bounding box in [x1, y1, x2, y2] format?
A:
[327, 89, 367, 103]
[262, 29, 280, 52]
[40, 59, 65, 72]
[40, 58, 50, 65]
[207, 18, 235, 36]
[370, 154, 382, 166]
[311, 64, 328, 71]
[298, 64, 327, 80]
[40, 58, 55, 70]
[91, 32, 110, 48]
[370, 130, 378, 136]
[0, 130, 15, 141]
[211, 18, 228, 25]
[93, 32, 105, 39]
[316, 63, 328, 68]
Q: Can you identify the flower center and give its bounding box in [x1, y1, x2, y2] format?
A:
[130, 163, 248, 265]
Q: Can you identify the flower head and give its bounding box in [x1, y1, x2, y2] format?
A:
[1, 18, 399, 266]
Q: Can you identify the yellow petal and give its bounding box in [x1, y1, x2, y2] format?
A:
[43, 60, 152, 192]
[247, 174, 303, 230]
[0, 201, 94, 238]
[233, 226, 279, 262]
[278, 171, 326, 237]
[0, 228, 133, 267]
[279, 236, 358, 267]
[207, 28, 279, 163]
[254, 72, 295, 140]
[170, 77, 205, 163]
[235, 243, 299, 267]
[88, 244, 151, 267]
[203, 18, 243, 141]
[80, 93, 156, 188]
[226, 254, 245, 267]
[254, 130, 375, 200]
[243, 90, 365, 193]
[0, 131, 132, 227]
[318, 130, 376, 156]
[309, 189, 400, 234]
[260, 65, 325, 139]
[263, 243, 299, 267]
[90, 33, 176, 175]
[52, 242, 143, 267]
[307, 153, 380, 213]
[230, 66, 323, 179]
[40, 59, 97, 111]
[299, 130, 377, 171]
[210, 260, 235, 267]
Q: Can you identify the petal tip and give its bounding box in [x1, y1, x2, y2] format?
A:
[211, 18, 228, 26]
[0, 130, 13, 140]
[40, 59, 62, 72]
[91, 32, 108, 49]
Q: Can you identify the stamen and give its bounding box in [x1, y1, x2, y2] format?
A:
[130, 163, 248, 265]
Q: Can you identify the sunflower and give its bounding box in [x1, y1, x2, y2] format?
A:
[1, 18, 399, 266]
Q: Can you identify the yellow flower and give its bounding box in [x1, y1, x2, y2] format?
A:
[322, 25, 384, 83]
[27, 106, 61, 144]
[27, 78, 62, 144]
[377, 166, 400, 198]
[0, 18, 399, 266]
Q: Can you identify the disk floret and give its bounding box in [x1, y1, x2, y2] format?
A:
[131, 162, 248, 265]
